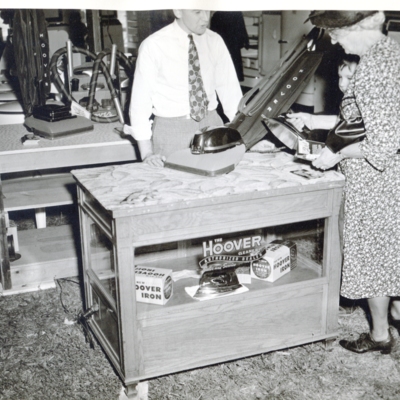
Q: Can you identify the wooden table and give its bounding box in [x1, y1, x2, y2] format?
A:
[73, 152, 344, 399]
[0, 121, 137, 293]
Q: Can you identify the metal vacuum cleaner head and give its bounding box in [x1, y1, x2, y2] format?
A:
[190, 126, 243, 154]
[264, 114, 329, 151]
[164, 125, 246, 177]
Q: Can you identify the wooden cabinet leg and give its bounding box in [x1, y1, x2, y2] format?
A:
[324, 338, 336, 350]
[0, 179, 12, 290]
[120, 381, 148, 400]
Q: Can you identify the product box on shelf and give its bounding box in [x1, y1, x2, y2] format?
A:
[250, 240, 297, 282]
[135, 266, 173, 305]
[271, 239, 297, 270]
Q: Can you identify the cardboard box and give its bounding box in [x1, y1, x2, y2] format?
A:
[297, 137, 325, 156]
[250, 243, 291, 282]
[135, 266, 173, 305]
[271, 240, 297, 271]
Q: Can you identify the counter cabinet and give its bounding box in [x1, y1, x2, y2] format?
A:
[73, 154, 344, 399]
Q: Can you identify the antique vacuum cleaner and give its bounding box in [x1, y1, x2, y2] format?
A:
[11, 9, 133, 139]
[165, 25, 366, 176]
[165, 28, 325, 176]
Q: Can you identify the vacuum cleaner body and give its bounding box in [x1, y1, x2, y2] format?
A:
[165, 28, 325, 176]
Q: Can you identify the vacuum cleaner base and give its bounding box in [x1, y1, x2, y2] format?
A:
[24, 115, 94, 139]
[164, 144, 246, 177]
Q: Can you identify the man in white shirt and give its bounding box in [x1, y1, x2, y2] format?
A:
[127, 10, 243, 166]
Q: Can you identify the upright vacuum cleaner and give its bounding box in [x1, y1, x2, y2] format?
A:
[12, 9, 133, 139]
[164, 28, 325, 176]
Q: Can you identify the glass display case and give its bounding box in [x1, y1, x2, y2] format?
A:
[73, 155, 344, 399]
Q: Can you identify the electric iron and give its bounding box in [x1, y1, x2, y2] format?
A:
[165, 27, 325, 176]
[193, 267, 243, 300]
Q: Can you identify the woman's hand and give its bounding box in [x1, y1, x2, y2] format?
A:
[312, 147, 343, 170]
[286, 113, 313, 131]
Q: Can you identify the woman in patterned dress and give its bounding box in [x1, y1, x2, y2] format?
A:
[288, 11, 400, 354]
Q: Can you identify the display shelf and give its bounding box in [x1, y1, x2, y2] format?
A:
[89, 250, 322, 319]
[3, 173, 76, 212]
[138, 253, 322, 319]
[5, 225, 79, 293]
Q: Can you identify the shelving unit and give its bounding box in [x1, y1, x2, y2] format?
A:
[241, 12, 281, 88]
[241, 11, 262, 88]
[73, 153, 344, 399]
[0, 122, 136, 293]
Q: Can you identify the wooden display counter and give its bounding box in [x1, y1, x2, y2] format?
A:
[72, 152, 344, 399]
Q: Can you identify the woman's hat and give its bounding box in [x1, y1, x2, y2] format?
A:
[306, 11, 378, 28]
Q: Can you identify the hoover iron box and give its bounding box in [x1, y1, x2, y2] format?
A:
[250, 240, 297, 282]
[135, 266, 173, 305]
[271, 239, 297, 270]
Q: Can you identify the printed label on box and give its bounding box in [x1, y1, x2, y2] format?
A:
[135, 266, 173, 305]
[297, 137, 310, 155]
[271, 240, 297, 270]
[250, 243, 291, 282]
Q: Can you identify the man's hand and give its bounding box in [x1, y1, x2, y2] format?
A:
[137, 139, 165, 167]
[312, 147, 343, 170]
[143, 154, 166, 167]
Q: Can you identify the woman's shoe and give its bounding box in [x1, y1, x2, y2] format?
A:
[339, 330, 395, 354]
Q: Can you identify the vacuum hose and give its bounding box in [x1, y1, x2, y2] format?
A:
[49, 45, 133, 123]
[86, 48, 132, 123]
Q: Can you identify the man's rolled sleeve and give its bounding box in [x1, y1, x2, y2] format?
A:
[129, 40, 157, 141]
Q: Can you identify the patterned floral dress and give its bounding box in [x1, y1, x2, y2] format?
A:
[339, 36, 400, 299]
